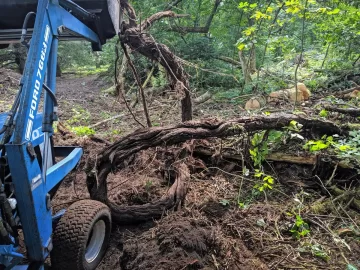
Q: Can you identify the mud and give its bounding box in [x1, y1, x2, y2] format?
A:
[119, 213, 268, 270]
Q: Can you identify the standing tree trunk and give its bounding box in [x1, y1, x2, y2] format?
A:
[12, 43, 62, 77]
[238, 51, 252, 84]
[56, 62, 62, 77]
[117, 52, 128, 97]
[94, 51, 101, 69]
[249, 47, 257, 74]
[238, 46, 257, 85]
[119, 2, 193, 121]
[12, 44, 27, 73]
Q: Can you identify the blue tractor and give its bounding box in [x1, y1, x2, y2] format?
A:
[0, 1, 120, 269]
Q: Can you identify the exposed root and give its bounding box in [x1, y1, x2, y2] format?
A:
[86, 114, 346, 224]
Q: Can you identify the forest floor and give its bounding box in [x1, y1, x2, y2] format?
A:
[1, 69, 359, 270]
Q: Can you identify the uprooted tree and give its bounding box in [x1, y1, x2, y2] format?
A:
[117, 0, 224, 122]
[85, 113, 360, 224]
[118, 0, 193, 121]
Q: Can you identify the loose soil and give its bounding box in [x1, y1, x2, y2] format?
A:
[1, 69, 359, 269]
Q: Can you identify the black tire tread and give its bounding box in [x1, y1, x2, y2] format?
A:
[51, 200, 111, 270]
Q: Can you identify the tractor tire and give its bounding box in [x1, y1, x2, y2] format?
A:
[51, 200, 111, 270]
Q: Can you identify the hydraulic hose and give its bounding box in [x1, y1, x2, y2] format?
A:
[21, 12, 36, 48]
[43, 84, 58, 107]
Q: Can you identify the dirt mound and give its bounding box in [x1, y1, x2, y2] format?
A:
[120, 213, 268, 270]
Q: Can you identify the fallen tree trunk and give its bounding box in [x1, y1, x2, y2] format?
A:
[333, 86, 360, 98]
[86, 114, 346, 224]
[216, 56, 242, 67]
[194, 147, 318, 165]
[194, 91, 212, 104]
[324, 106, 360, 117]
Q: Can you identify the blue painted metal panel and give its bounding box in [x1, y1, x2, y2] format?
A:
[43, 37, 58, 133]
[48, 3, 101, 45]
[12, 266, 31, 270]
[5, 143, 52, 261]
[0, 245, 24, 269]
[46, 148, 82, 192]
[0, 113, 45, 147]
[0, 114, 6, 127]
[13, 0, 53, 144]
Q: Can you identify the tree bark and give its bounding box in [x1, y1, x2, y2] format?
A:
[194, 91, 213, 104]
[120, 29, 192, 121]
[85, 113, 346, 224]
[239, 51, 252, 84]
[249, 46, 257, 74]
[88, 162, 189, 224]
[121, 42, 152, 127]
[324, 106, 360, 117]
[119, 2, 193, 121]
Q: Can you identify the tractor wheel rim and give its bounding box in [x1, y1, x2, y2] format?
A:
[85, 220, 106, 263]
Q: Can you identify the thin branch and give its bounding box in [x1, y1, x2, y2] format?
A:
[120, 42, 152, 127]
[0, 61, 16, 69]
[216, 56, 242, 67]
[321, 42, 331, 69]
[164, 0, 184, 11]
[115, 42, 145, 128]
[120, 0, 137, 27]
[141, 11, 189, 31]
[204, 0, 222, 30]
[170, 0, 222, 34]
[294, 0, 308, 105]
[353, 54, 360, 67]
[255, 2, 285, 90]
[178, 57, 239, 82]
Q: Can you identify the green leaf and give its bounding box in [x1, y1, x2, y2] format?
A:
[319, 109, 328, 117]
[286, 6, 301, 14]
[317, 7, 328, 13]
[219, 199, 230, 206]
[338, 145, 352, 151]
[256, 218, 266, 227]
[327, 8, 340, 15]
[347, 264, 358, 270]
[266, 7, 273, 13]
[249, 149, 257, 157]
[237, 43, 246, 51]
[268, 177, 274, 184]
[243, 26, 256, 36]
[238, 2, 249, 9]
